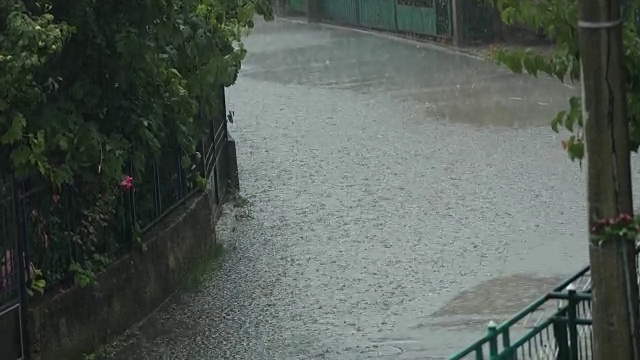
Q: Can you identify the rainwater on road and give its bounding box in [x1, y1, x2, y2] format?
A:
[110, 18, 640, 360]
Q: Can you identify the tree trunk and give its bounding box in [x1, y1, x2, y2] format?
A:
[579, 0, 640, 359]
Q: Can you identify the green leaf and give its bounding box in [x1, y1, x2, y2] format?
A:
[58, 138, 68, 150]
[1, 112, 26, 145]
[523, 54, 539, 76]
[568, 139, 585, 161]
[551, 110, 565, 133]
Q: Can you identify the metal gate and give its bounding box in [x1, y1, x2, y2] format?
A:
[203, 86, 230, 205]
[322, 0, 359, 26]
[396, 0, 437, 36]
[358, 0, 397, 32]
[288, 0, 308, 14]
[0, 178, 30, 359]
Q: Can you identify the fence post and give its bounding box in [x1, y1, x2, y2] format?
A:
[488, 321, 499, 360]
[307, 0, 321, 22]
[553, 311, 570, 360]
[13, 178, 31, 359]
[177, 148, 186, 199]
[153, 162, 162, 217]
[501, 328, 512, 360]
[566, 284, 579, 360]
[126, 159, 137, 244]
[451, 0, 467, 46]
[274, 0, 286, 16]
[218, 86, 239, 194]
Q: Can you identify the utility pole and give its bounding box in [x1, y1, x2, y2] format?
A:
[578, 0, 640, 358]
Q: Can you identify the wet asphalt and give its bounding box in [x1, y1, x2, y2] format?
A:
[109, 18, 640, 360]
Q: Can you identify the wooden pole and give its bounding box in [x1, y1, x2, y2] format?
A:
[579, 0, 640, 358]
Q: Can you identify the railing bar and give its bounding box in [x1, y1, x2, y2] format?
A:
[494, 296, 551, 330]
[214, 123, 226, 144]
[554, 318, 592, 326]
[505, 317, 555, 350]
[549, 291, 592, 301]
[140, 189, 199, 234]
[0, 299, 20, 317]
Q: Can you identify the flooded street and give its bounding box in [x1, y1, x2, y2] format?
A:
[109, 18, 633, 359]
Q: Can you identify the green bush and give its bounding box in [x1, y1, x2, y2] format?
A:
[0, 0, 272, 289]
[0, 0, 271, 186]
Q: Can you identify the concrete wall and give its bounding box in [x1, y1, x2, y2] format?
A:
[29, 191, 216, 360]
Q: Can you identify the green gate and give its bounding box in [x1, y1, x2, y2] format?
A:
[434, 0, 453, 37]
[357, 0, 397, 32]
[322, 0, 359, 26]
[462, 0, 496, 43]
[395, 0, 437, 36]
[288, 0, 308, 15]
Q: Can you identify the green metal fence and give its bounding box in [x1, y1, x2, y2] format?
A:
[322, 0, 358, 25]
[289, 0, 459, 39]
[284, 0, 507, 42]
[396, 0, 437, 36]
[288, 0, 308, 14]
[450, 260, 597, 359]
[358, 0, 397, 32]
[461, 0, 496, 43]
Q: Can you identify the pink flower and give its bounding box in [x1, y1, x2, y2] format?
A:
[620, 213, 633, 223]
[120, 176, 133, 190]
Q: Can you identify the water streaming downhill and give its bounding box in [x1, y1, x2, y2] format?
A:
[108, 18, 640, 360]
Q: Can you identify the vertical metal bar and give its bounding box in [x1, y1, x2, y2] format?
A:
[502, 328, 512, 360]
[475, 347, 483, 360]
[219, 86, 229, 189]
[177, 148, 184, 199]
[128, 160, 137, 245]
[68, 186, 81, 267]
[13, 178, 30, 359]
[200, 141, 206, 179]
[567, 287, 579, 360]
[391, 0, 398, 32]
[220, 87, 228, 144]
[447, 0, 453, 37]
[488, 321, 499, 360]
[553, 314, 570, 360]
[153, 162, 162, 216]
[211, 139, 220, 204]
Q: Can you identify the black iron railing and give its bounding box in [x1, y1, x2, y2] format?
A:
[1, 87, 231, 294]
